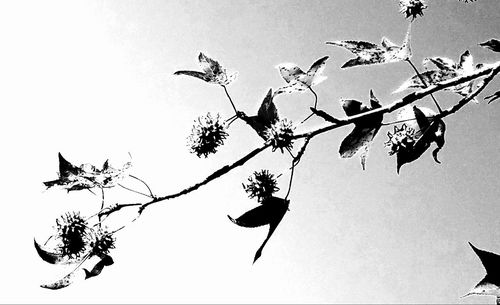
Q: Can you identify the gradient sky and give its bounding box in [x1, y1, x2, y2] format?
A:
[1, 0, 500, 303]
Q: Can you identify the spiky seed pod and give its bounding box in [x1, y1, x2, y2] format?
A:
[187, 112, 228, 158]
[267, 119, 294, 153]
[399, 0, 427, 21]
[90, 229, 116, 257]
[242, 170, 280, 202]
[385, 124, 417, 155]
[55, 212, 90, 259]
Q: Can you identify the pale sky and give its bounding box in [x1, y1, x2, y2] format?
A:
[1, 0, 500, 303]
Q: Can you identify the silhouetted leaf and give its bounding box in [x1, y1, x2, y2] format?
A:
[479, 39, 500, 52]
[387, 106, 446, 173]
[257, 89, 279, 126]
[34, 238, 79, 265]
[339, 90, 383, 169]
[43, 153, 131, 191]
[463, 242, 500, 300]
[327, 24, 411, 68]
[228, 196, 289, 263]
[83, 255, 114, 280]
[174, 52, 237, 86]
[275, 56, 329, 95]
[40, 269, 80, 290]
[239, 89, 279, 139]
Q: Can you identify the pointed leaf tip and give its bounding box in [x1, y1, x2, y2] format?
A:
[227, 215, 237, 224]
[34, 238, 76, 265]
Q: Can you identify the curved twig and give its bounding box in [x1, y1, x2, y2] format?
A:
[129, 175, 155, 198]
[300, 87, 320, 124]
[117, 184, 154, 199]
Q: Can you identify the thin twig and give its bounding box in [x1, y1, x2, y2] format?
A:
[129, 175, 155, 198]
[440, 66, 500, 118]
[293, 137, 312, 167]
[118, 183, 154, 199]
[309, 107, 341, 124]
[406, 59, 443, 113]
[139, 143, 271, 213]
[98, 202, 143, 219]
[98, 188, 105, 228]
[285, 162, 295, 200]
[300, 87, 320, 124]
[221, 85, 238, 115]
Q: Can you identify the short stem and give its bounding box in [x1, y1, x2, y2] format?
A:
[406, 59, 443, 113]
[284, 162, 295, 200]
[98, 188, 105, 227]
[309, 86, 318, 109]
[222, 85, 238, 115]
[300, 87, 319, 124]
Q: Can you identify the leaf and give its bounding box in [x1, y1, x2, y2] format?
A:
[228, 196, 289, 263]
[327, 24, 411, 68]
[41, 269, 81, 290]
[257, 89, 279, 125]
[479, 39, 500, 52]
[43, 153, 131, 191]
[198, 52, 222, 76]
[277, 63, 305, 83]
[228, 203, 279, 228]
[274, 82, 308, 95]
[394, 70, 445, 93]
[338, 90, 383, 169]
[305, 55, 329, 86]
[394, 106, 446, 173]
[423, 57, 456, 72]
[275, 56, 329, 95]
[34, 238, 79, 265]
[174, 52, 237, 86]
[326, 40, 385, 68]
[173, 70, 210, 82]
[469, 242, 500, 277]
[396, 50, 479, 99]
[240, 89, 279, 139]
[83, 255, 114, 280]
[464, 242, 500, 299]
[58, 152, 82, 177]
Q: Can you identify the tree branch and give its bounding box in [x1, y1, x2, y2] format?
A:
[293, 61, 500, 140]
[138, 143, 271, 213]
[440, 65, 500, 118]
